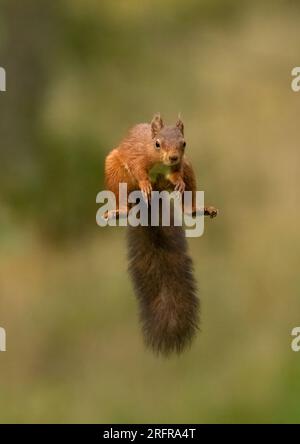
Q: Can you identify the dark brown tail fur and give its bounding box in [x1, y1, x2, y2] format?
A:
[127, 213, 199, 356]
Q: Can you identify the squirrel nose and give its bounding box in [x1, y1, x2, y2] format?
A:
[169, 155, 178, 163]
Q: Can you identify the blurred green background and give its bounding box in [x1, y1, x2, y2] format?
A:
[0, 0, 300, 424]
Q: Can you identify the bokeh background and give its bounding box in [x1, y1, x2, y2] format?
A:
[0, 0, 300, 423]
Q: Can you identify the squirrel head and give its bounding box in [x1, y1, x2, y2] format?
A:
[151, 113, 186, 167]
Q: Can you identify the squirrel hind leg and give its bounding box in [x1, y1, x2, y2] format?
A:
[180, 161, 219, 218]
[105, 149, 131, 195]
[104, 208, 128, 221]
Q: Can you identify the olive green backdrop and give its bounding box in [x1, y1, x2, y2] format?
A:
[0, 0, 300, 423]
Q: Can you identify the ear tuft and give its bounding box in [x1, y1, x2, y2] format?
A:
[176, 116, 184, 135]
[151, 113, 164, 138]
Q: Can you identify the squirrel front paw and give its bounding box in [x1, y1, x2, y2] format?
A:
[139, 179, 152, 202]
[174, 178, 186, 194]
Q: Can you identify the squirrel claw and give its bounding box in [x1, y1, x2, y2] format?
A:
[139, 180, 152, 202]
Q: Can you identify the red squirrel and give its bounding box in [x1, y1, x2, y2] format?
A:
[104, 114, 218, 355]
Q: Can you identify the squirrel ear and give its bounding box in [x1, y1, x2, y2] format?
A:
[151, 113, 164, 138]
[176, 117, 184, 135]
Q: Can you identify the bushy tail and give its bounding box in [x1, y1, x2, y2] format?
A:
[127, 220, 199, 356]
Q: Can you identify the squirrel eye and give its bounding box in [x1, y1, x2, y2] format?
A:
[155, 140, 161, 149]
[182, 141, 186, 148]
